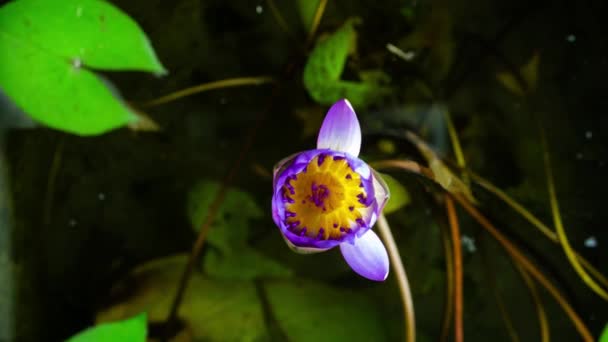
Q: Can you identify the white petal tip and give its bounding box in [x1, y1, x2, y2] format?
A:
[340, 230, 389, 281]
[317, 99, 362, 156]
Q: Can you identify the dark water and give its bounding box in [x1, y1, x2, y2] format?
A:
[1, 0, 607, 341]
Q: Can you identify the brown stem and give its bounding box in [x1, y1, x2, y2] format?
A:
[452, 194, 593, 342]
[445, 197, 463, 342]
[376, 214, 415, 342]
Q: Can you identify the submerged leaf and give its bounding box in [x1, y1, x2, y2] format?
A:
[381, 173, 411, 214]
[67, 313, 147, 342]
[303, 19, 391, 108]
[496, 51, 541, 96]
[188, 180, 292, 280]
[265, 280, 387, 341]
[97, 255, 268, 341]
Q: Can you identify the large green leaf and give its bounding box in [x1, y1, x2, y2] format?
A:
[303, 19, 392, 108]
[67, 313, 147, 342]
[98, 256, 386, 342]
[0, 0, 165, 135]
[0, 0, 165, 73]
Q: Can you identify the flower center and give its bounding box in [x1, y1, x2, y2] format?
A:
[281, 154, 370, 241]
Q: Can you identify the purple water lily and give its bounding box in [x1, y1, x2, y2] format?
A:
[272, 99, 390, 281]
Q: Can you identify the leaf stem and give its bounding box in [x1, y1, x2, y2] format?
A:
[306, 0, 328, 46]
[376, 214, 415, 342]
[539, 125, 608, 300]
[453, 194, 593, 342]
[142, 76, 276, 108]
[444, 197, 463, 342]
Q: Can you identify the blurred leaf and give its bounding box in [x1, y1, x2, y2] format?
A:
[600, 324, 608, 342]
[406, 131, 477, 203]
[0, 0, 165, 135]
[188, 180, 292, 280]
[265, 280, 387, 341]
[303, 19, 392, 108]
[377, 139, 397, 155]
[99, 257, 386, 341]
[429, 158, 476, 203]
[381, 173, 411, 214]
[205, 248, 293, 280]
[496, 51, 540, 96]
[188, 180, 262, 253]
[97, 255, 268, 341]
[296, 0, 321, 32]
[67, 313, 147, 342]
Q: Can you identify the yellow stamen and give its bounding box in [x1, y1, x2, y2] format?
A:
[282, 155, 369, 240]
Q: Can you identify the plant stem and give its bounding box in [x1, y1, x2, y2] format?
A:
[445, 197, 463, 342]
[376, 214, 415, 342]
[142, 76, 276, 108]
[453, 194, 593, 342]
[306, 0, 328, 46]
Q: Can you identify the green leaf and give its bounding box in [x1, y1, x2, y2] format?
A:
[0, 0, 165, 73]
[381, 173, 410, 214]
[98, 256, 386, 342]
[188, 180, 293, 280]
[303, 19, 391, 108]
[0, 0, 165, 135]
[97, 255, 268, 341]
[66, 313, 147, 342]
[188, 180, 262, 253]
[600, 324, 608, 342]
[265, 280, 388, 341]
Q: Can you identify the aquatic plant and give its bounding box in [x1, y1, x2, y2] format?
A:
[271, 99, 390, 281]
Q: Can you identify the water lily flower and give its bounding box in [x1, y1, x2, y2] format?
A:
[272, 99, 390, 281]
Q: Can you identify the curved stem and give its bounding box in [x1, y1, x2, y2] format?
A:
[142, 76, 276, 108]
[445, 197, 463, 342]
[265, 0, 292, 36]
[539, 126, 608, 300]
[453, 194, 594, 342]
[376, 214, 415, 342]
[515, 264, 549, 342]
[468, 171, 608, 288]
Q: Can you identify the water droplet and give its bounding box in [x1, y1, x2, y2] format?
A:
[98, 193, 106, 201]
[566, 34, 576, 43]
[461, 235, 476, 253]
[585, 131, 593, 139]
[255, 5, 263, 14]
[68, 219, 78, 227]
[584, 236, 597, 248]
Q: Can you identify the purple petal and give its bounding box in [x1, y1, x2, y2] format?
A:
[340, 230, 389, 281]
[371, 169, 390, 213]
[317, 99, 362, 157]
